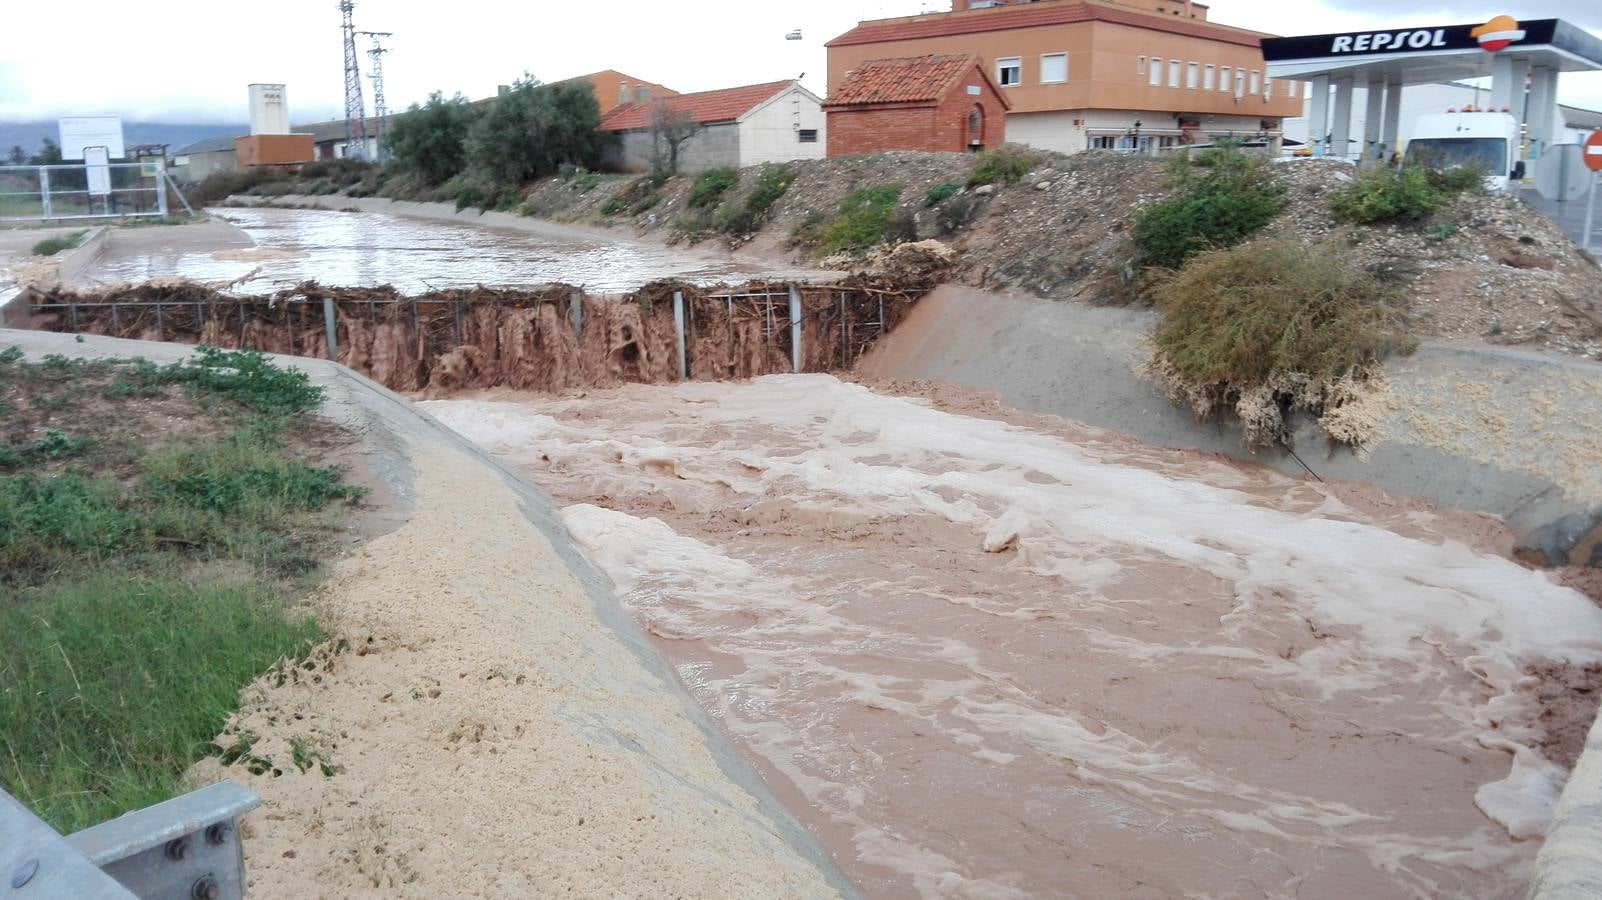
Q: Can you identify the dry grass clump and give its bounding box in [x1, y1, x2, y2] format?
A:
[1149, 238, 1413, 453]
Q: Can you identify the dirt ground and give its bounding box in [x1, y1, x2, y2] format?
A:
[511, 151, 1602, 362]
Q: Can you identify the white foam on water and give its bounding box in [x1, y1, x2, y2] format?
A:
[424, 375, 1602, 895]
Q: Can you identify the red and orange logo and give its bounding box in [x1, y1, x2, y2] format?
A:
[1470, 15, 1526, 52]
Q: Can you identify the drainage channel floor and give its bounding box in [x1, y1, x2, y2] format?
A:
[423, 375, 1602, 899]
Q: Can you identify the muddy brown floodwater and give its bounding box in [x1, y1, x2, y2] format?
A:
[424, 376, 1602, 899]
[84, 207, 828, 292]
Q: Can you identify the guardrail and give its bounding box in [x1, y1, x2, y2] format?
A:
[2, 782, 258, 899]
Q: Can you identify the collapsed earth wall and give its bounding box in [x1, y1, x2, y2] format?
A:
[19, 280, 923, 395]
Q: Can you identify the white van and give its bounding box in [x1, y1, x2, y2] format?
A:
[1404, 109, 1524, 191]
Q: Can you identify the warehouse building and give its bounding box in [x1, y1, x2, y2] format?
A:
[826, 0, 1301, 155]
[599, 80, 826, 173]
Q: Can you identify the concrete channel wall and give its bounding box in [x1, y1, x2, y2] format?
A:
[0, 327, 854, 898]
[860, 285, 1602, 897]
[0, 226, 108, 327]
[861, 285, 1602, 566]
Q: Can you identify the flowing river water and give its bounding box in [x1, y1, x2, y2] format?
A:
[422, 377, 1602, 899]
[86, 206, 826, 291]
[60, 207, 1602, 896]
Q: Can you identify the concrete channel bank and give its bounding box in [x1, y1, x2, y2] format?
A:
[860, 285, 1602, 899]
[863, 284, 1602, 567]
[0, 328, 853, 898]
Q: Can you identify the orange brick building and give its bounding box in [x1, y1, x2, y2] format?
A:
[554, 70, 679, 117]
[826, 0, 1301, 155]
[823, 54, 1009, 157]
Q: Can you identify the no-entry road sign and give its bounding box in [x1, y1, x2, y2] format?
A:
[1586, 130, 1602, 172]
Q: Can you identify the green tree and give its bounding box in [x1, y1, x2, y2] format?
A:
[386, 92, 478, 185]
[30, 138, 62, 166]
[6, 145, 27, 165]
[464, 75, 609, 186]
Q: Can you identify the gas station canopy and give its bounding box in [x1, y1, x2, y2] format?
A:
[1261, 18, 1602, 87]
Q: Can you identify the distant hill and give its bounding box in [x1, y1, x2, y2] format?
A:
[0, 121, 249, 158]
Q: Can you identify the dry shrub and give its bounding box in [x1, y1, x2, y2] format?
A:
[1149, 238, 1413, 453]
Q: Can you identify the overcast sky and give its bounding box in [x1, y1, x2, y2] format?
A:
[1, 0, 1599, 122]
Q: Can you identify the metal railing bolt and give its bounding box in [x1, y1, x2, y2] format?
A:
[191, 875, 220, 900]
[205, 822, 231, 845]
[10, 859, 38, 889]
[164, 837, 188, 861]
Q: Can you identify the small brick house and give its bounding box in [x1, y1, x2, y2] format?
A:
[823, 54, 1009, 157]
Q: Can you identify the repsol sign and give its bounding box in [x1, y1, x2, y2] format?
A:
[1261, 18, 1557, 62]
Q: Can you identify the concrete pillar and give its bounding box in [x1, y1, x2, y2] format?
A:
[1526, 66, 1559, 158]
[1382, 81, 1404, 162]
[787, 285, 803, 373]
[1489, 56, 1529, 116]
[1363, 80, 1385, 164]
[1308, 75, 1330, 157]
[1330, 77, 1354, 160]
[671, 290, 687, 380]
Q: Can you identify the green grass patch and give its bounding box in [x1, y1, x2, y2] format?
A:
[688, 167, 738, 208]
[0, 573, 322, 832]
[1329, 163, 1483, 225]
[924, 183, 960, 208]
[1132, 143, 1286, 270]
[0, 346, 358, 832]
[712, 164, 795, 237]
[31, 231, 87, 257]
[967, 145, 1038, 187]
[817, 185, 902, 257]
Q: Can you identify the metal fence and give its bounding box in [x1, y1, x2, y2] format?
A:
[0, 163, 181, 222]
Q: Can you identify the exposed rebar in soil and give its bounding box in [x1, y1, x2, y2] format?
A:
[17, 278, 929, 395]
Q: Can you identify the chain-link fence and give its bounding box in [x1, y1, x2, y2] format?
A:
[0, 163, 178, 222]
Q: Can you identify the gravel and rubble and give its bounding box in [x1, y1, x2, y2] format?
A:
[462, 149, 1602, 362]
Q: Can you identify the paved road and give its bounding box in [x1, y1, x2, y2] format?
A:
[1519, 182, 1601, 253]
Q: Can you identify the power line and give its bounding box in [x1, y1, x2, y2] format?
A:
[358, 31, 393, 163]
[339, 0, 367, 160]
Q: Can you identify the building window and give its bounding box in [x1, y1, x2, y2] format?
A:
[1091, 135, 1117, 149]
[1286, 79, 1297, 99]
[1203, 64, 1216, 91]
[1137, 55, 1147, 76]
[1234, 68, 1246, 98]
[1263, 75, 1273, 99]
[1167, 59, 1181, 88]
[798, 129, 818, 143]
[1219, 66, 1231, 92]
[997, 57, 1022, 87]
[1186, 62, 1199, 89]
[1249, 70, 1261, 95]
[968, 105, 984, 134]
[1148, 59, 1162, 86]
[1041, 53, 1068, 84]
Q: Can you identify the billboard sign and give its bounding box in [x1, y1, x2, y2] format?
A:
[1261, 18, 1556, 62]
[58, 116, 125, 160]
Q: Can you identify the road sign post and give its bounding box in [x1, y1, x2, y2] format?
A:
[1583, 130, 1602, 250]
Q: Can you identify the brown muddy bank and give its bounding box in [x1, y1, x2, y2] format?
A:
[18, 279, 928, 394]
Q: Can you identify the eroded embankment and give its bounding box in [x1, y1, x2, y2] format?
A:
[18, 279, 927, 393]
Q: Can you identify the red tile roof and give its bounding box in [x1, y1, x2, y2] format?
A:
[825, 54, 1009, 108]
[826, 0, 1274, 50]
[600, 81, 794, 131]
